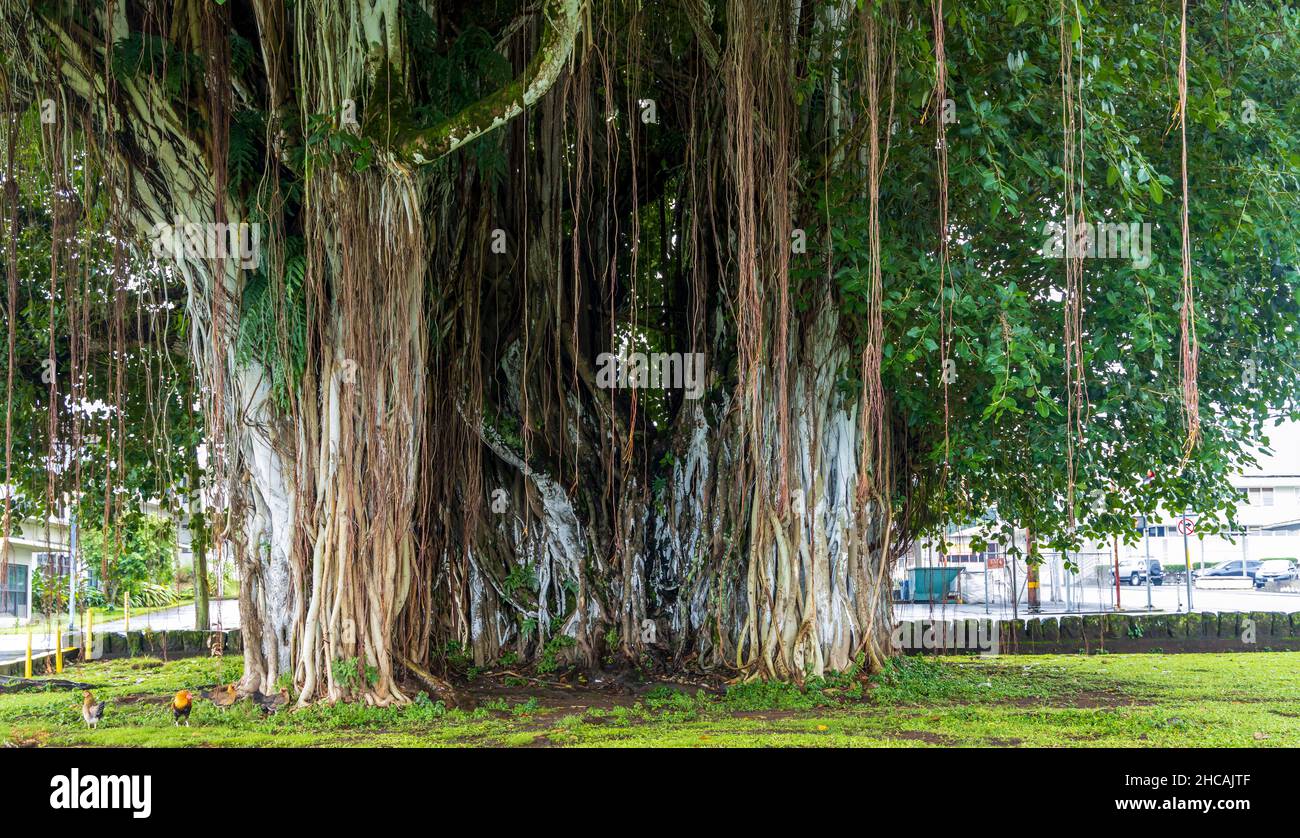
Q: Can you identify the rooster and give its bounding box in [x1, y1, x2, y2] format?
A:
[203, 683, 238, 710]
[252, 687, 290, 715]
[81, 691, 105, 729]
[171, 690, 193, 726]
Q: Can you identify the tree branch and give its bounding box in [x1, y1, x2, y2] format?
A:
[396, 0, 584, 164]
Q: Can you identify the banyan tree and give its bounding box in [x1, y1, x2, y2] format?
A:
[1, 0, 1297, 703]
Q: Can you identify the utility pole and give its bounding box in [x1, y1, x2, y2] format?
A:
[1112, 535, 1121, 611]
[1142, 517, 1154, 610]
[1182, 509, 1194, 612]
[66, 512, 77, 632]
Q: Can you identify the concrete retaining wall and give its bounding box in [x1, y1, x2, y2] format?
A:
[93, 628, 243, 658]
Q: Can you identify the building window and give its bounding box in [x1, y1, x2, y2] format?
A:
[35, 552, 72, 577]
[1246, 487, 1274, 507]
[1, 564, 27, 618]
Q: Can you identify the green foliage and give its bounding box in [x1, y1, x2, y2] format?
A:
[721, 680, 818, 711]
[0, 97, 199, 542]
[536, 634, 575, 674]
[331, 657, 364, 692]
[127, 583, 179, 609]
[227, 108, 265, 197]
[482, 404, 523, 453]
[502, 563, 538, 598]
[236, 236, 308, 410]
[5, 652, 1300, 747]
[799, 0, 1300, 550]
[412, 691, 448, 717]
[402, 5, 512, 183]
[329, 657, 380, 690]
[110, 33, 203, 100]
[77, 514, 178, 605]
[483, 696, 541, 716]
[31, 570, 70, 616]
[442, 641, 474, 671]
[305, 111, 377, 173]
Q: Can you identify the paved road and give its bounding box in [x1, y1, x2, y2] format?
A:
[896, 584, 1300, 620]
[0, 599, 240, 663]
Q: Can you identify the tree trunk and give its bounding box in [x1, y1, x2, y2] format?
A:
[3, 0, 905, 699]
[191, 508, 209, 632]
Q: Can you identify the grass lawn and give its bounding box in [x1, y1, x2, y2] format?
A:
[1, 652, 1296, 747]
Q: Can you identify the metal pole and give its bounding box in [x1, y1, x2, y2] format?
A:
[984, 547, 989, 615]
[1027, 529, 1040, 614]
[1010, 528, 1019, 622]
[1182, 509, 1194, 612]
[1113, 536, 1121, 611]
[67, 513, 78, 632]
[1143, 518, 1153, 609]
[1064, 548, 1073, 611]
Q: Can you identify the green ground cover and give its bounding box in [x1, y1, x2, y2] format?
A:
[1, 652, 1295, 747]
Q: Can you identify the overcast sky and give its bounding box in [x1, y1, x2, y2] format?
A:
[1244, 418, 1300, 476]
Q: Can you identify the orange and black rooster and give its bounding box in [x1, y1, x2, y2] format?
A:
[171, 690, 193, 726]
[81, 691, 105, 729]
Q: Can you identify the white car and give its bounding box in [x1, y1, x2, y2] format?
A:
[1254, 559, 1297, 588]
[1111, 557, 1164, 586]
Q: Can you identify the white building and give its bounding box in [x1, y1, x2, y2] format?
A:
[901, 420, 1300, 604]
[0, 514, 76, 626]
[0, 504, 195, 627]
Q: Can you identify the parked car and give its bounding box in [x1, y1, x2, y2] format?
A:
[1254, 559, 1298, 589]
[1112, 557, 1164, 586]
[1192, 559, 1262, 581]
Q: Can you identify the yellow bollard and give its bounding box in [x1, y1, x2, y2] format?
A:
[56, 628, 63, 674]
[85, 609, 94, 660]
[25, 627, 32, 678]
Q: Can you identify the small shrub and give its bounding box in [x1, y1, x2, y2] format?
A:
[537, 635, 575, 674]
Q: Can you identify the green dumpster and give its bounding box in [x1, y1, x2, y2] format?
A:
[908, 567, 962, 603]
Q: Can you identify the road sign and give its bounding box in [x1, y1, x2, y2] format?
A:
[1177, 517, 1195, 536]
[986, 556, 1005, 570]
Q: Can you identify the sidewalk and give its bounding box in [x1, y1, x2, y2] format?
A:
[0, 599, 240, 665]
